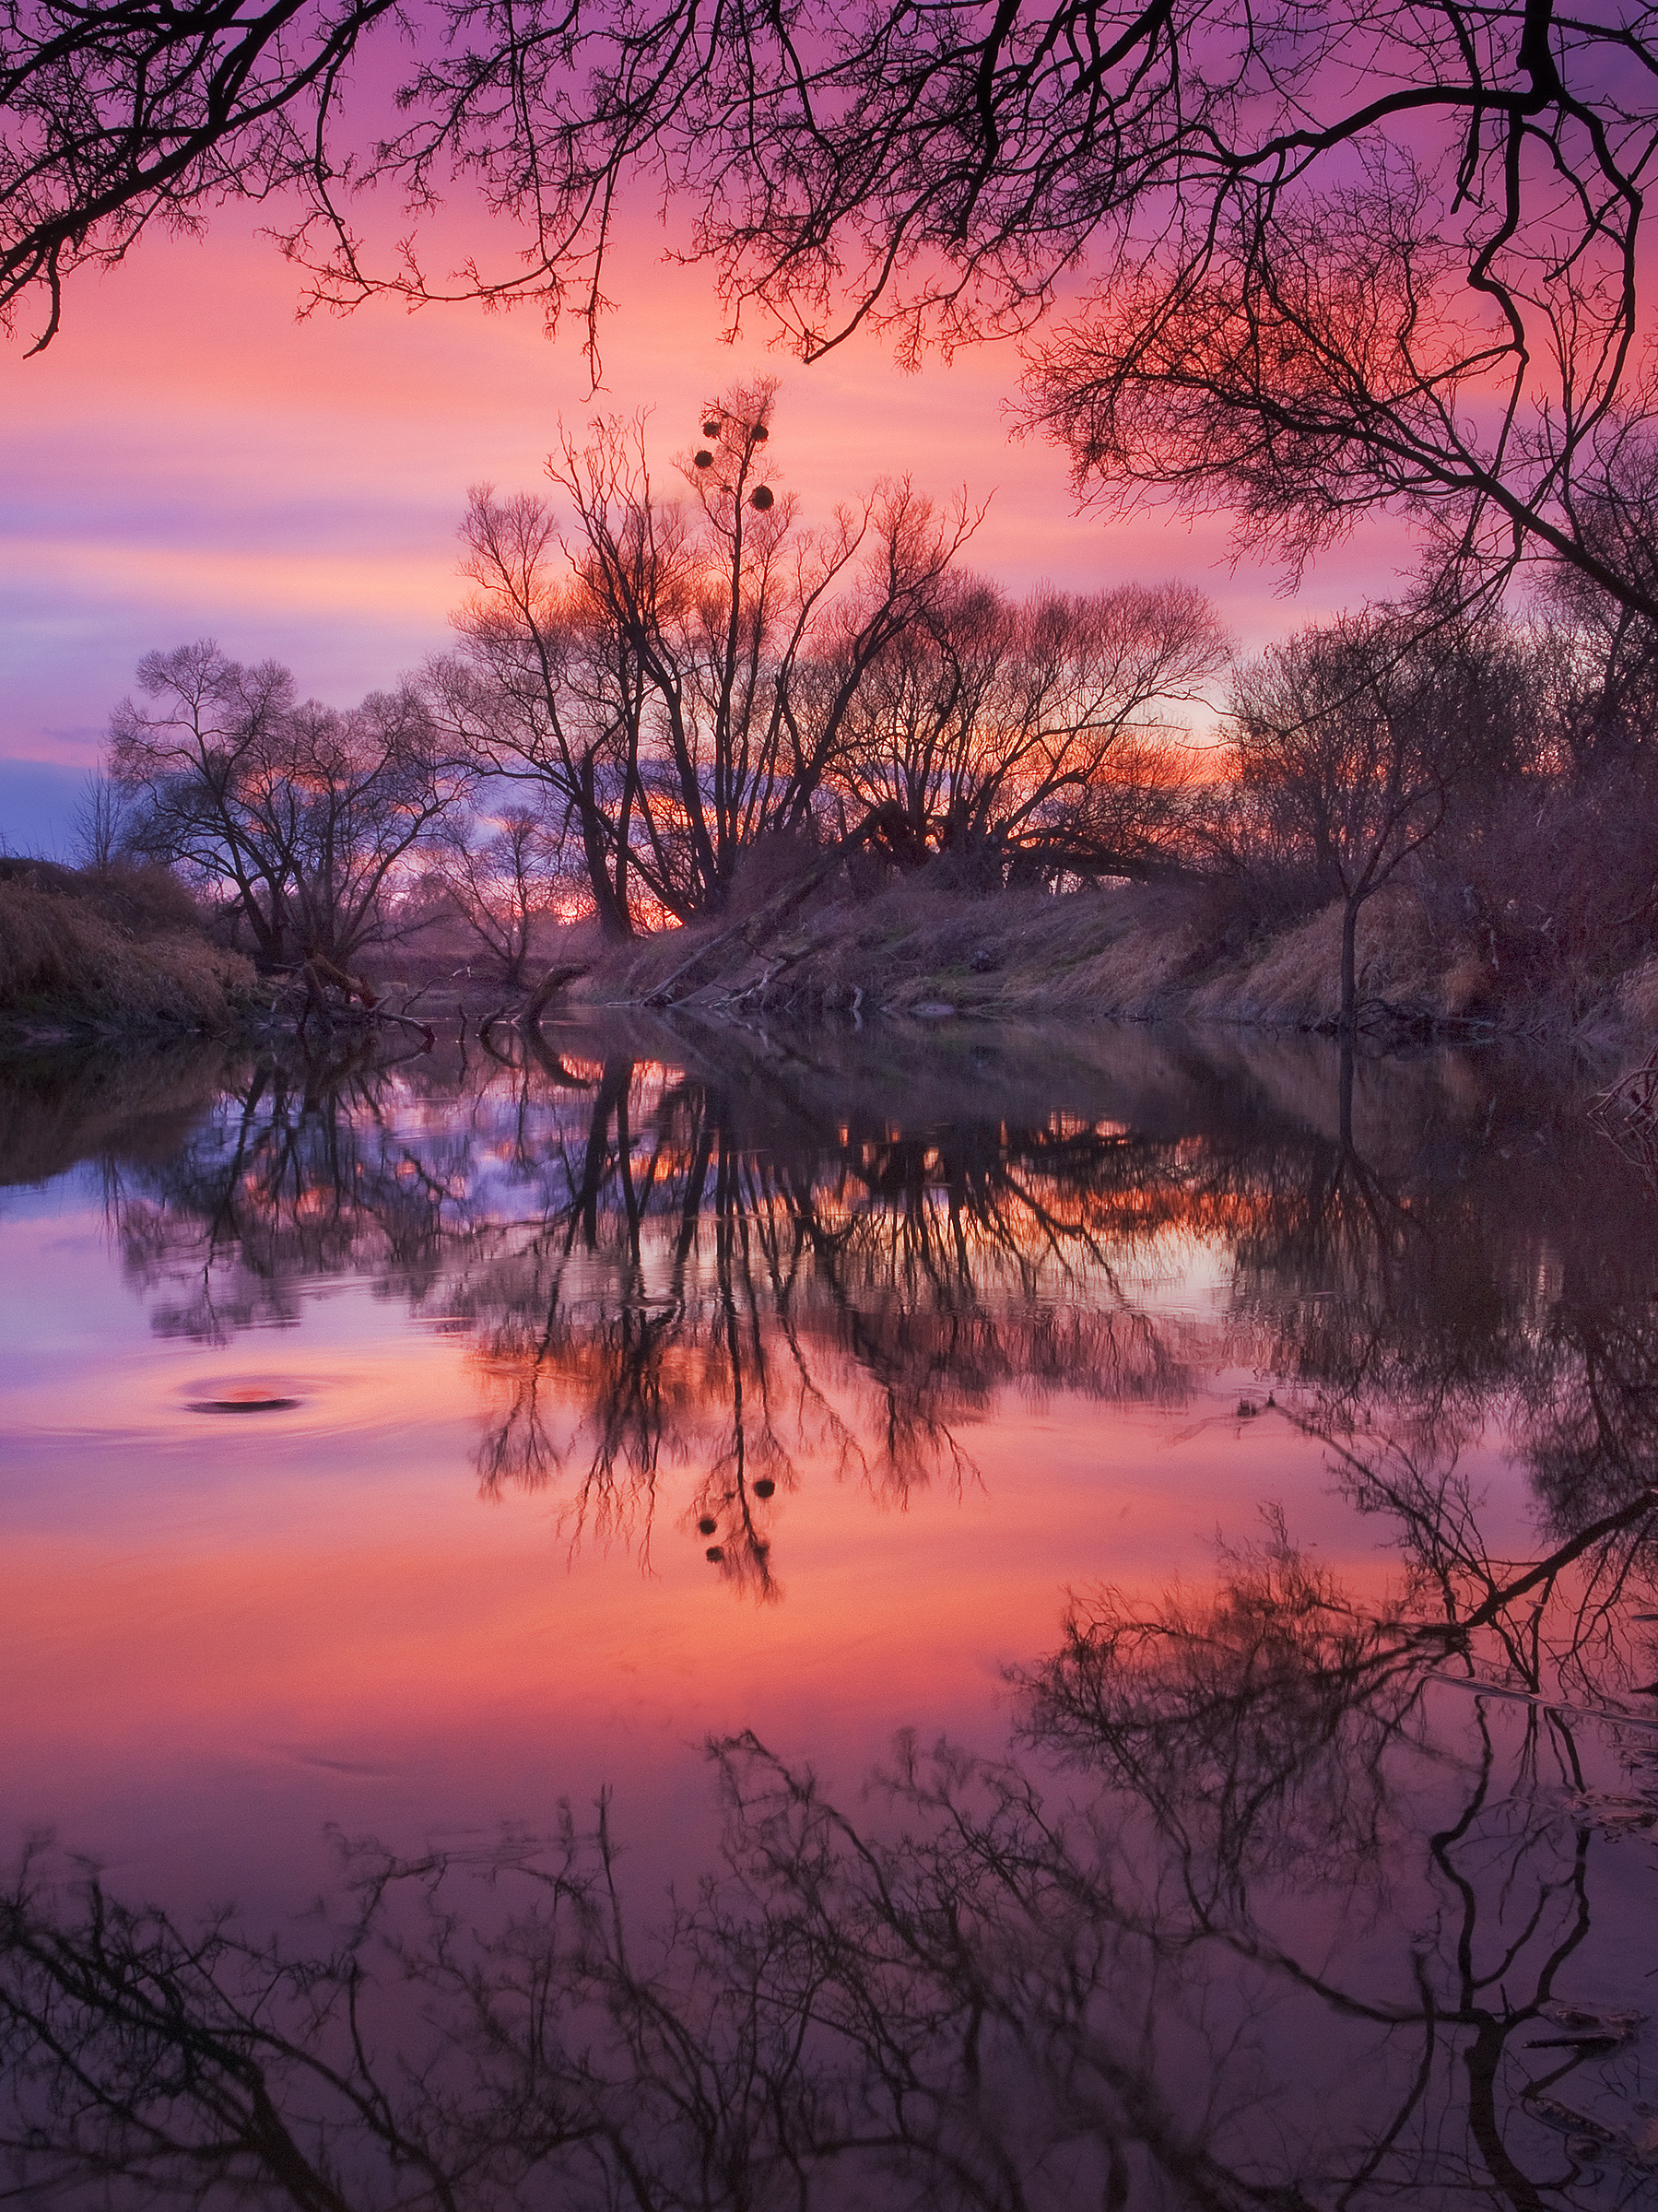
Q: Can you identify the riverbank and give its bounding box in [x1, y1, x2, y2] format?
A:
[572, 876, 1658, 1046]
[0, 861, 258, 1041]
[7, 858, 1655, 1055]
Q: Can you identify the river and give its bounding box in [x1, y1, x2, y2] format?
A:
[1, 1016, 1655, 2207]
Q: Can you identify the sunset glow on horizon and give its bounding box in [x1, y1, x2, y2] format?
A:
[2, 199, 1417, 851]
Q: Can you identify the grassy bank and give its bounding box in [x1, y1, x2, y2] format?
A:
[576, 875, 1658, 1044]
[9, 853, 1652, 1052]
[0, 860, 259, 1039]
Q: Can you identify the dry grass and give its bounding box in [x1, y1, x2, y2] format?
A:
[572, 872, 1476, 1038]
[1617, 957, 1658, 1036]
[579, 877, 1464, 1030]
[0, 869, 258, 1031]
[578, 882, 1194, 1018]
[1183, 887, 1462, 1029]
[567, 835, 1658, 1042]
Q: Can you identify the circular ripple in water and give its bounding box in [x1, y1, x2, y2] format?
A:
[184, 1382, 304, 1415]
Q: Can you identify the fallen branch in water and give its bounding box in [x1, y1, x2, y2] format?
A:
[522, 961, 593, 1030]
[301, 953, 380, 1009]
[1424, 1672, 1658, 1734]
[1593, 1045, 1658, 1123]
[476, 1012, 526, 1067]
[269, 964, 433, 1051]
[375, 1010, 437, 1050]
[1590, 1047, 1658, 1184]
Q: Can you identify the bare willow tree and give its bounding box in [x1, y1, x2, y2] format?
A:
[110, 640, 467, 968]
[427, 802, 570, 985]
[67, 768, 135, 868]
[833, 571, 1224, 881]
[8, 0, 1658, 629]
[431, 382, 981, 933]
[427, 481, 645, 939]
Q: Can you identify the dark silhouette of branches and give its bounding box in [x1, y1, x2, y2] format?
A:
[110, 641, 469, 971]
[0, 0, 397, 352]
[1226, 606, 1536, 1033]
[434, 385, 988, 932]
[6, 1465, 1658, 2207]
[835, 572, 1224, 884]
[12, 0, 1658, 623]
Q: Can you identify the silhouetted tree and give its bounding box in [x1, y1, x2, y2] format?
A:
[110, 641, 468, 969]
[1536, 432, 1658, 769]
[833, 572, 1223, 882]
[66, 769, 135, 869]
[1227, 606, 1533, 1032]
[427, 802, 570, 986]
[434, 383, 980, 932]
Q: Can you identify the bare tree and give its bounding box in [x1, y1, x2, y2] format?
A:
[1226, 607, 1531, 1033]
[429, 802, 570, 985]
[833, 572, 1223, 882]
[429, 487, 644, 939]
[435, 383, 980, 932]
[67, 767, 134, 868]
[110, 640, 468, 969]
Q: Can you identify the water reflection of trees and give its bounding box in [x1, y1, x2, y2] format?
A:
[108, 1045, 487, 1340]
[6, 1465, 1657, 2209]
[91, 1027, 1227, 1587]
[39, 1022, 1658, 1596]
[457, 1048, 1205, 1594]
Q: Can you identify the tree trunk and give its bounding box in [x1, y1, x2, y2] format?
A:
[576, 758, 633, 940]
[523, 961, 593, 1029]
[1339, 895, 1361, 1037]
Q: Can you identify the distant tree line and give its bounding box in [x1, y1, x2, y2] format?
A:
[85, 382, 1658, 1034]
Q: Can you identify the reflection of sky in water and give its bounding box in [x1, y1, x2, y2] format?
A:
[2, 1025, 1656, 2206]
[1, 1196, 1321, 1911]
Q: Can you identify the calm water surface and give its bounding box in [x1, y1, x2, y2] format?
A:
[2, 1017, 1656, 2208]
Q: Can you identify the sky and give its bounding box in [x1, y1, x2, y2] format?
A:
[0, 198, 1417, 856]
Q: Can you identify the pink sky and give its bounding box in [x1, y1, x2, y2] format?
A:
[0, 201, 1417, 848]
